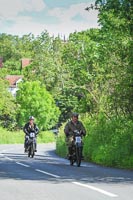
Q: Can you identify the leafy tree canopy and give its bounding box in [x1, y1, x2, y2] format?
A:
[0, 78, 16, 128]
[16, 81, 60, 130]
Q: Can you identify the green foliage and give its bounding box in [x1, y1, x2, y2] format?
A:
[0, 33, 35, 75]
[16, 81, 60, 130]
[94, 0, 133, 117]
[83, 114, 133, 168]
[56, 124, 67, 157]
[56, 114, 133, 169]
[0, 78, 17, 129]
[4, 59, 21, 73]
[0, 127, 24, 144]
[23, 32, 64, 91]
[59, 29, 101, 116]
[37, 131, 56, 143]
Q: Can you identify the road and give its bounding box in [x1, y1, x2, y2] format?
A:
[0, 143, 133, 200]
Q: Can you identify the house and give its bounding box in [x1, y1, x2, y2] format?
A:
[5, 75, 23, 97]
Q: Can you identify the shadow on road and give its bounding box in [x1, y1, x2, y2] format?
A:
[0, 148, 133, 185]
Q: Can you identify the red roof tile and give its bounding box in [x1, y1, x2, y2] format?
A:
[5, 75, 23, 87]
[21, 58, 31, 68]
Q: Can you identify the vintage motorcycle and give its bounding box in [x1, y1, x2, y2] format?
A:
[69, 130, 83, 167]
[27, 132, 36, 158]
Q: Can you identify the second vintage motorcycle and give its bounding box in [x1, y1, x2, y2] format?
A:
[69, 130, 83, 167]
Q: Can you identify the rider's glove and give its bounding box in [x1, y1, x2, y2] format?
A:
[81, 131, 86, 136]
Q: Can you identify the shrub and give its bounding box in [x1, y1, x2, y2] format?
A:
[56, 123, 67, 157]
[83, 114, 133, 169]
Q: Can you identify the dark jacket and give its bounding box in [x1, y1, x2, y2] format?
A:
[23, 122, 39, 136]
[64, 120, 86, 137]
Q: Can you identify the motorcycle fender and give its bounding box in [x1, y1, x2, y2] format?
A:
[76, 143, 82, 147]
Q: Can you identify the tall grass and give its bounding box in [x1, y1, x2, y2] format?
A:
[56, 124, 67, 157]
[0, 127, 55, 144]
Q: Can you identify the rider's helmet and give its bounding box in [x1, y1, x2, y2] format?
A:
[29, 116, 34, 120]
[72, 112, 79, 118]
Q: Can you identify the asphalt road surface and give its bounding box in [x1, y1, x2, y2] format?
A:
[0, 143, 133, 200]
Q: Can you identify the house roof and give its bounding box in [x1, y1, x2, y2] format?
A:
[21, 58, 32, 68]
[5, 75, 23, 87]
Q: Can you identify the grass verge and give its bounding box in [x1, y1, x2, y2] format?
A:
[0, 127, 55, 144]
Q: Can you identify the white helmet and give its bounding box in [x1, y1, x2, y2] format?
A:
[29, 116, 34, 120]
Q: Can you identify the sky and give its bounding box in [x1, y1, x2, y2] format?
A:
[0, 0, 99, 37]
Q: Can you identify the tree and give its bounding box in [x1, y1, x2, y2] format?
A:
[23, 32, 66, 92]
[94, 0, 133, 118]
[0, 33, 35, 74]
[16, 81, 60, 130]
[0, 78, 17, 128]
[61, 29, 102, 115]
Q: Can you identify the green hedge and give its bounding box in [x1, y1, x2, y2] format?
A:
[83, 114, 133, 169]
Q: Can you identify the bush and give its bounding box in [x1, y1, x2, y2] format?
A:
[55, 113, 133, 169]
[83, 114, 133, 169]
[56, 123, 67, 157]
[38, 131, 56, 143]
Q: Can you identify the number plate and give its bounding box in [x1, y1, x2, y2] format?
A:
[75, 136, 81, 143]
[30, 132, 35, 137]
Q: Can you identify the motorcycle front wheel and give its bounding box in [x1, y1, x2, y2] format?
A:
[28, 144, 35, 158]
[28, 146, 31, 157]
[31, 143, 35, 158]
[75, 146, 82, 167]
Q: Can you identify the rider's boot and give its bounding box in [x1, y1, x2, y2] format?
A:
[68, 147, 72, 160]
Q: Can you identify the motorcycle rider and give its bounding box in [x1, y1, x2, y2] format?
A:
[23, 116, 39, 153]
[64, 112, 86, 159]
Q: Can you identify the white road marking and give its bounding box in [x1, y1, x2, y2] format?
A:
[16, 162, 30, 168]
[73, 182, 118, 198]
[35, 169, 61, 178]
[0, 147, 119, 198]
[5, 156, 13, 161]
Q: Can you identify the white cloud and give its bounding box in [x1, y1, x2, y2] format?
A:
[47, 2, 99, 36]
[0, 0, 45, 19]
[48, 2, 98, 23]
[0, 1, 99, 37]
[6, 14, 98, 38]
[6, 16, 45, 36]
[24, 0, 46, 12]
[47, 14, 98, 37]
